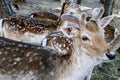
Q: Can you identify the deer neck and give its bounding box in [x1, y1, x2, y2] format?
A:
[53, 37, 98, 80]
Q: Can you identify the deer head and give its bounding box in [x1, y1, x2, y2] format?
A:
[42, 7, 116, 61]
[40, 7, 116, 80]
[60, 7, 115, 61]
[41, 31, 73, 54]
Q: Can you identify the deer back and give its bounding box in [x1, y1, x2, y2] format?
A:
[1, 15, 58, 44]
[30, 11, 59, 21]
[0, 36, 72, 80]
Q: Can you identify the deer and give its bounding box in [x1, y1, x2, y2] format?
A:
[40, 7, 118, 80]
[41, 7, 115, 55]
[0, 1, 79, 45]
[29, 1, 80, 30]
[0, 7, 118, 80]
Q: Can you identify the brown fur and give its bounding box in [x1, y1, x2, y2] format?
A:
[1, 1, 79, 43]
[79, 20, 109, 57]
[85, 20, 99, 32]
[3, 16, 58, 34]
[0, 36, 74, 80]
[30, 11, 59, 21]
[44, 31, 73, 55]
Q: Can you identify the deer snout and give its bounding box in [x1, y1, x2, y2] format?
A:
[105, 51, 116, 60]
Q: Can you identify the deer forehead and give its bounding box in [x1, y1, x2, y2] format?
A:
[79, 20, 107, 46]
[80, 20, 104, 37]
[85, 20, 99, 32]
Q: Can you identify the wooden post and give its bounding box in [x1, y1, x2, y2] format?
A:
[77, 0, 81, 4]
[0, 0, 6, 18]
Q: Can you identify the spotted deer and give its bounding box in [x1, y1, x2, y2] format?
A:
[0, 32, 120, 80]
[29, 1, 78, 21]
[29, 1, 79, 30]
[0, 7, 118, 80]
[0, 1, 79, 45]
[41, 7, 117, 80]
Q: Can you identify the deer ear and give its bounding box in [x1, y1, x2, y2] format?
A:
[61, 14, 80, 25]
[92, 8, 100, 18]
[62, 26, 79, 38]
[93, 7, 104, 20]
[99, 15, 114, 28]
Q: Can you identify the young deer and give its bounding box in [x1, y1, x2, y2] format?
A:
[0, 7, 117, 80]
[29, 0, 76, 21]
[0, 1, 79, 45]
[41, 7, 117, 80]
[29, 1, 79, 30]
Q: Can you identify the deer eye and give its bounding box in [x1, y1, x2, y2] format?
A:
[82, 35, 90, 41]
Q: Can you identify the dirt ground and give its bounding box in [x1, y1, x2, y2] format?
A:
[10, 0, 120, 80]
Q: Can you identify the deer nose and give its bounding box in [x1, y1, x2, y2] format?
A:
[105, 52, 116, 60]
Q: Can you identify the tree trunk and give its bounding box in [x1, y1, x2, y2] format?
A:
[99, 0, 105, 4]
[103, 0, 115, 17]
[77, 0, 81, 4]
[0, 0, 7, 18]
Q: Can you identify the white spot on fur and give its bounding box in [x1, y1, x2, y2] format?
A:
[59, 44, 62, 48]
[39, 62, 43, 65]
[13, 62, 17, 65]
[41, 38, 47, 46]
[26, 52, 31, 57]
[14, 57, 21, 61]
[63, 44, 66, 47]
[50, 72, 54, 76]
[18, 44, 23, 47]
